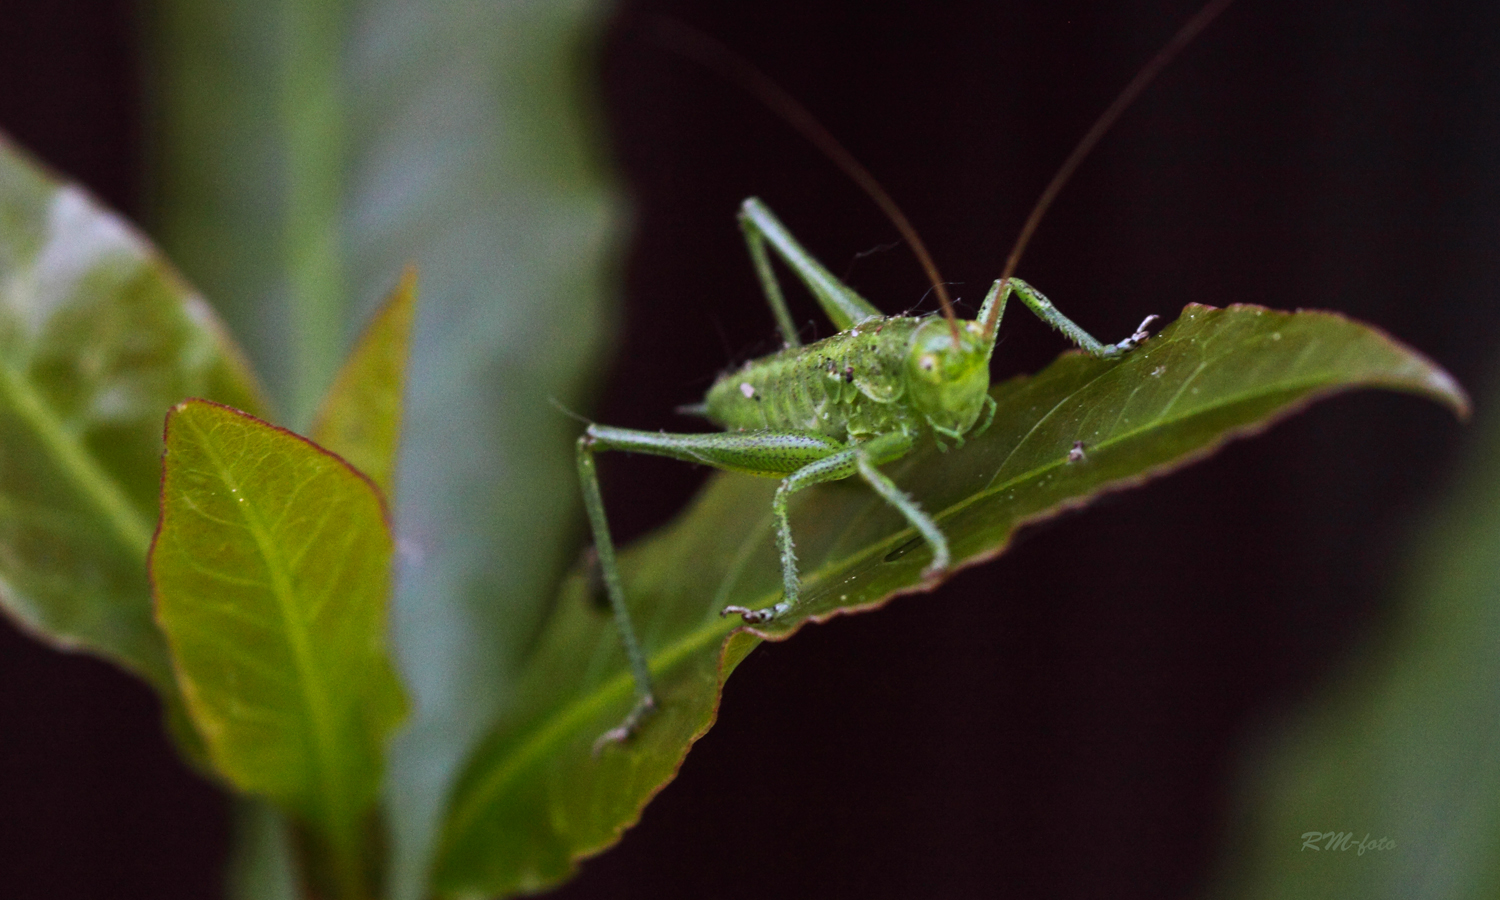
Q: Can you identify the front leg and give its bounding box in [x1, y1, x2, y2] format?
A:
[985, 277, 1159, 358]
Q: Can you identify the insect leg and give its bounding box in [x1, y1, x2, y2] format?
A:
[738, 197, 883, 331]
[1002, 277, 1159, 358]
[851, 431, 950, 577]
[740, 208, 802, 348]
[577, 436, 656, 750]
[971, 394, 999, 438]
[579, 424, 847, 742]
[585, 424, 845, 475]
[723, 445, 864, 624]
[723, 429, 945, 623]
[975, 277, 1010, 337]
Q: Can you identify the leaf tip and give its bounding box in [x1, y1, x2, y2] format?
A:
[1427, 365, 1472, 421]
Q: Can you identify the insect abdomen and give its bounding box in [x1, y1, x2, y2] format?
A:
[703, 317, 923, 439]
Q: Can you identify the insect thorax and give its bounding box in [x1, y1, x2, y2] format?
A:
[703, 317, 931, 441]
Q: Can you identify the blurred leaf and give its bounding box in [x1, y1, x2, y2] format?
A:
[432, 303, 1467, 897]
[311, 266, 416, 495]
[152, 400, 406, 897]
[0, 132, 264, 696]
[226, 798, 300, 900]
[146, 2, 349, 428]
[1213, 376, 1500, 898]
[145, 5, 622, 894]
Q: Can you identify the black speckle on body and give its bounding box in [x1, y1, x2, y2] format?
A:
[702, 316, 928, 441]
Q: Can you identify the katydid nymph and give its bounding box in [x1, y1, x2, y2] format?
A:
[580, 0, 1236, 746]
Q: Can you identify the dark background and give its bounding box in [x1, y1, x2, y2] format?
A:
[3, 0, 1498, 898]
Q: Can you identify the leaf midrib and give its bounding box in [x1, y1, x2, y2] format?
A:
[445, 368, 1390, 840]
[443, 612, 738, 848]
[184, 411, 346, 834]
[0, 360, 153, 557]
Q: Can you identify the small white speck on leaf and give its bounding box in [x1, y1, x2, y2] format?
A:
[739, 383, 755, 399]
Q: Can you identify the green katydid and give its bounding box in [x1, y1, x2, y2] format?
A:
[580, 0, 1236, 746]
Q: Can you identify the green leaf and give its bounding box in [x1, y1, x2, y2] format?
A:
[311, 267, 416, 496]
[226, 798, 301, 900]
[145, 7, 622, 894]
[432, 303, 1467, 897]
[151, 399, 407, 897]
[1211, 373, 1500, 899]
[0, 132, 265, 696]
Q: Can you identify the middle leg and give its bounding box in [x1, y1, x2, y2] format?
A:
[725, 429, 948, 623]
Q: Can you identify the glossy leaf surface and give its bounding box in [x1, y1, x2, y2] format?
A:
[152, 400, 406, 892]
[433, 303, 1467, 897]
[311, 267, 416, 496]
[0, 134, 264, 693]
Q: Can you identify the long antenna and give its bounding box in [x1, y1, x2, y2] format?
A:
[654, 18, 963, 345]
[983, 0, 1236, 338]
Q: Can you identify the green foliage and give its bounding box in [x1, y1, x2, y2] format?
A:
[431, 303, 1467, 898]
[310, 268, 417, 496]
[153, 400, 407, 899]
[0, 134, 263, 702]
[0, 9, 1476, 900]
[145, 4, 623, 894]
